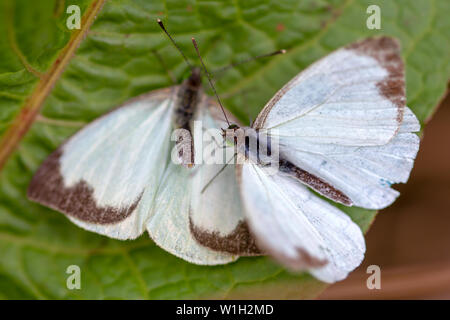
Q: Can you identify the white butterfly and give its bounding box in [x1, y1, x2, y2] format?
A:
[220, 36, 420, 282]
[27, 32, 420, 283]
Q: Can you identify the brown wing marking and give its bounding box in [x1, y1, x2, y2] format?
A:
[189, 214, 261, 256]
[253, 36, 406, 129]
[27, 149, 142, 224]
[279, 159, 352, 206]
[347, 36, 405, 123]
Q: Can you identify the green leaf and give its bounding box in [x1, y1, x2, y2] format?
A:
[0, 0, 448, 299]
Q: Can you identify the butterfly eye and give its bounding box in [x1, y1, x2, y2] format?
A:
[227, 124, 239, 130]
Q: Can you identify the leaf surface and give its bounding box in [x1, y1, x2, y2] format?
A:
[0, 0, 448, 299]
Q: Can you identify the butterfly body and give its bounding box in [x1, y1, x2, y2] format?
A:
[174, 67, 202, 131]
[171, 68, 204, 167]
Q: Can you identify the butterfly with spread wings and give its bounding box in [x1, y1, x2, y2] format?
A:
[27, 21, 420, 283]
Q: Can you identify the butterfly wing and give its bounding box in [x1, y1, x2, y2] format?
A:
[237, 162, 365, 283]
[28, 88, 176, 239]
[189, 98, 260, 256]
[254, 37, 420, 209]
[146, 160, 237, 264]
[146, 96, 256, 265]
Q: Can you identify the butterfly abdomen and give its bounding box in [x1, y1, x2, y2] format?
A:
[173, 68, 203, 166]
[174, 68, 202, 130]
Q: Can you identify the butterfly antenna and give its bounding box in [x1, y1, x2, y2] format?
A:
[213, 49, 286, 75]
[192, 37, 231, 127]
[157, 19, 193, 70]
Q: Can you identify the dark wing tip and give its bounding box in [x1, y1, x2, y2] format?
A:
[346, 36, 401, 53]
[347, 36, 406, 121]
[189, 216, 261, 256]
[27, 149, 141, 225]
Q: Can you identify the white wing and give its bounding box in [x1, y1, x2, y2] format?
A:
[279, 110, 419, 209]
[28, 88, 175, 239]
[189, 99, 259, 255]
[146, 161, 237, 265]
[238, 163, 365, 283]
[255, 37, 407, 145]
[255, 37, 420, 209]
